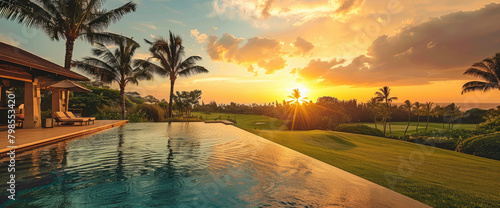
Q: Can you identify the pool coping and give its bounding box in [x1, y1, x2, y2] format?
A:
[0, 120, 128, 155]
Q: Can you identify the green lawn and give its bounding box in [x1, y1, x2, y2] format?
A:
[248, 129, 500, 207]
[191, 112, 286, 130]
[192, 112, 500, 207]
[361, 122, 477, 136]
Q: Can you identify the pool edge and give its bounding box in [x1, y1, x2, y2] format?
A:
[0, 120, 129, 155]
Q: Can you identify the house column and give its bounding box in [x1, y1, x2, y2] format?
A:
[51, 89, 63, 115]
[24, 79, 41, 128]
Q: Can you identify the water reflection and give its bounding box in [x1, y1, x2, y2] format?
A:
[0, 123, 427, 207]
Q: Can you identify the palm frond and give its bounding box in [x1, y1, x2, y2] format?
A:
[87, 1, 136, 30]
[178, 66, 209, 77]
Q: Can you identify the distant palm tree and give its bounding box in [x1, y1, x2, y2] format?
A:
[286, 88, 309, 131]
[432, 105, 445, 129]
[412, 102, 422, 132]
[74, 37, 153, 119]
[402, 100, 413, 136]
[287, 89, 308, 105]
[375, 86, 397, 135]
[367, 97, 380, 129]
[0, 0, 137, 68]
[462, 53, 500, 94]
[445, 103, 462, 129]
[423, 102, 434, 132]
[139, 31, 209, 118]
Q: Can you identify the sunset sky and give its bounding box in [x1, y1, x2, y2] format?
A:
[1, 0, 499, 105]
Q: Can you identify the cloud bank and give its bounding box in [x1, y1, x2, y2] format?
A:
[206, 33, 287, 74]
[296, 3, 500, 86]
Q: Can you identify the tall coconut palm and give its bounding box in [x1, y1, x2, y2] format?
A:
[423, 102, 434, 132]
[375, 86, 397, 135]
[412, 102, 422, 132]
[462, 53, 500, 94]
[367, 97, 380, 129]
[73, 37, 153, 119]
[402, 100, 413, 136]
[0, 0, 137, 68]
[140, 31, 208, 118]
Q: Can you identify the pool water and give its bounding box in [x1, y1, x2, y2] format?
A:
[0, 123, 427, 207]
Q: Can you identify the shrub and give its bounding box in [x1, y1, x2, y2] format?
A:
[94, 105, 122, 120]
[336, 124, 384, 137]
[410, 128, 491, 140]
[456, 132, 500, 160]
[478, 116, 500, 130]
[126, 111, 146, 122]
[136, 104, 166, 122]
[404, 136, 463, 151]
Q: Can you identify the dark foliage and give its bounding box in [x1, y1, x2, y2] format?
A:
[456, 132, 500, 160]
[336, 124, 384, 137]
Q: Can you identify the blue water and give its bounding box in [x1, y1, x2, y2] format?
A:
[0, 123, 425, 207]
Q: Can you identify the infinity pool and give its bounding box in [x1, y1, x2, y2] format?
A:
[0, 123, 427, 207]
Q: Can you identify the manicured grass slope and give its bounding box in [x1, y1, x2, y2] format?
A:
[361, 122, 477, 136]
[193, 112, 499, 207]
[247, 129, 500, 207]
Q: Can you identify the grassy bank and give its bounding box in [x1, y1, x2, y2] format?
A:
[248, 128, 500, 207]
[361, 122, 477, 136]
[191, 112, 499, 207]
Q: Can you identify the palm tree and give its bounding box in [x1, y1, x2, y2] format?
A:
[412, 102, 422, 132]
[286, 88, 308, 130]
[0, 0, 137, 68]
[462, 53, 500, 94]
[367, 97, 380, 129]
[375, 86, 397, 135]
[445, 103, 461, 129]
[402, 100, 413, 136]
[73, 37, 153, 119]
[140, 31, 209, 118]
[432, 105, 445, 129]
[423, 102, 434, 132]
[287, 89, 308, 105]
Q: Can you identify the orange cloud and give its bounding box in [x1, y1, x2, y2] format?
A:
[292, 37, 314, 56]
[296, 3, 500, 87]
[206, 33, 287, 74]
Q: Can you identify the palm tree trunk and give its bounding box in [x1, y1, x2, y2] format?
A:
[168, 79, 175, 118]
[388, 117, 392, 134]
[425, 115, 430, 132]
[374, 114, 377, 129]
[64, 38, 76, 69]
[416, 115, 420, 132]
[382, 116, 387, 135]
[442, 116, 445, 129]
[404, 114, 411, 136]
[120, 86, 126, 120]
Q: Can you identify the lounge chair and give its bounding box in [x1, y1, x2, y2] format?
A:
[54, 112, 89, 126]
[64, 111, 95, 125]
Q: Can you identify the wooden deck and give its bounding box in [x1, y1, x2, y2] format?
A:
[204, 120, 234, 125]
[0, 120, 128, 154]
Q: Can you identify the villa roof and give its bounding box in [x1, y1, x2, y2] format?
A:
[0, 42, 89, 81]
